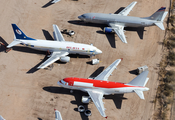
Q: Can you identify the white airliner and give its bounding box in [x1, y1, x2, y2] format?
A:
[57, 59, 149, 118]
[7, 24, 102, 69]
[78, 1, 168, 43]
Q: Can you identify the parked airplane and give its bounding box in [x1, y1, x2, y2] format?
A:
[7, 24, 102, 69]
[57, 59, 149, 118]
[55, 109, 62, 120]
[51, 0, 60, 4]
[78, 1, 168, 43]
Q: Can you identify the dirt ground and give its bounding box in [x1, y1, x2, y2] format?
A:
[0, 0, 169, 120]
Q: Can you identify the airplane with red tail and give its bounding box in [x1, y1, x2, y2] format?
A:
[57, 59, 149, 118]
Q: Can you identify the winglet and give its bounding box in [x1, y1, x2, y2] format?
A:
[121, 58, 123, 61]
[105, 116, 108, 119]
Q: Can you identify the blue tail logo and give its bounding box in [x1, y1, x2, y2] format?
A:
[12, 24, 35, 40]
[16, 29, 22, 35]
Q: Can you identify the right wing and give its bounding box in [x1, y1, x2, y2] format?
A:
[37, 51, 68, 69]
[53, 24, 65, 42]
[94, 59, 122, 81]
[86, 90, 106, 118]
[108, 23, 127, 43]
[118, 1, 137, 16]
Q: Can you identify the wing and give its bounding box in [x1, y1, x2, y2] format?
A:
[94, 59, 122, 81]
[51, 0, 60, 3]
[37, 51, 68, 69]
[108, 23, 127, 43]
[118, 1, 137, 16]
[53, 24, 65, 42]
[87, 90, 106, 118]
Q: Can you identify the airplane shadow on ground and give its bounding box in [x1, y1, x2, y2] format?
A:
[0, 36, 9, 52]
[129, 69, 139, 75]
[12, 46, 91, 73]
[42, 30, 54, 40]
[43, 86, 90, 120]
[43, 86, 127, 120]
[88, 66, 105, 78]
[42, 1, 54, 8]
[104, 94, 127, 109]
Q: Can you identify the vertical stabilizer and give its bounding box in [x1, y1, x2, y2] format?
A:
[11, 24, 35, 40]
[148, 7, 167, 21]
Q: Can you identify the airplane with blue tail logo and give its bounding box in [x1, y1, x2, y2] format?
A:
[7, 24, 102, 69]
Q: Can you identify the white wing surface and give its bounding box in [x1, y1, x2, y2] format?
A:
[118, 1, 137, 16]
[53, 24, 65, 42]
[94, 59, 122, 81]
[108, 23, 127, 43]
[51, 0, 60, 3]
[87, 90, 106, 117]
[37, 51, 68, 69]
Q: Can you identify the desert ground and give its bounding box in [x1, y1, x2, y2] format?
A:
[0, 0, 169, 120]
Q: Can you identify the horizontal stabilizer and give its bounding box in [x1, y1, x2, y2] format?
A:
[7, 40, 21, 48]
[134, 90, 144, 99]
[154, 22, 165, 30]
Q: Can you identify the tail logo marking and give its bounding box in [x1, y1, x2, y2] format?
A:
[16, 29, 22, 35]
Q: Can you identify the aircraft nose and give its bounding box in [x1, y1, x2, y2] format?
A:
[96, 49, 102, 54]
[57, 80, 62, 86]
[78, 15, 82, 20]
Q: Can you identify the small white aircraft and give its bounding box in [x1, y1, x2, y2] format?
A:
[55, 109, 62, 120]
[58, 59, 149, 118]
[51, 0, 60, 4]
[7, 24, 102, 69]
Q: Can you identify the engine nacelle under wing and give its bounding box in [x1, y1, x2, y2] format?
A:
[60, 56, 70, 62]
[103, 27, 114, 33]
[81, 96, 91, 104]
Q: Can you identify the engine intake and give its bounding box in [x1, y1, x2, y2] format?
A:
[103, 27, 114, 33]
[60, 56, 70, 62]
[84, 109, 92, 116]
[81, 96, 91, 104]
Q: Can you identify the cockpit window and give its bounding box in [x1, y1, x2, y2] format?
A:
[82, 15, 86, 18]
[61, 80, 68, 85]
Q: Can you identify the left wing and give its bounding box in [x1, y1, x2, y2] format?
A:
[86, 90, 106, 118]
[118, 1, 137, 16]
[37, 51, 68, 69]
[53, 24, 65, 42]
[108, 23, 127, 43]
[94, 59, 122, 81]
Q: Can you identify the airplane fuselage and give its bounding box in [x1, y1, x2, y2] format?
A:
[78, 13, 156, 27]
[17, 39, 102, 55]
[58, 77, 149, 95]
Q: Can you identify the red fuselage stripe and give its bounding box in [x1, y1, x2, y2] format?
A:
[63, 77, 136, 88]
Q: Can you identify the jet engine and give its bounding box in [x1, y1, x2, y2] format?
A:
[84, 109, 92, 116]
[60, 56, 70, 62]
[103, 27, 114, 33]
[81, 96, 91, 104]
